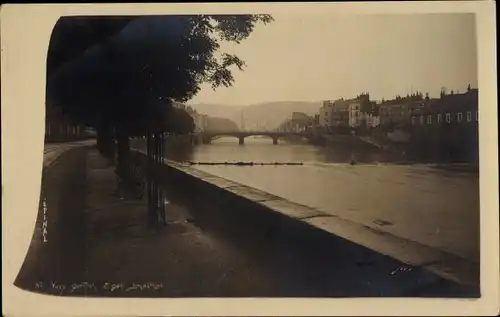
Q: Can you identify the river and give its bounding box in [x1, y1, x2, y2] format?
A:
[135, 136, 480, 264]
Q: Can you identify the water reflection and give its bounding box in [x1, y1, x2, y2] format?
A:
[164, 137, 404, 164]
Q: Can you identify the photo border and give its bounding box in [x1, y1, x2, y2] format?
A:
[1, 2, 498, 316]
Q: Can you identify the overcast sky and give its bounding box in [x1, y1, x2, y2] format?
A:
[189, 13, 477, 106]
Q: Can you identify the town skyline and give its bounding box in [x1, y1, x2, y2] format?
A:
[188, 83, 478, 107]
[189, 13, 477, 106]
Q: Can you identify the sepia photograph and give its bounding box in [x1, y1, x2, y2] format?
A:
[1, 2, 498, 316]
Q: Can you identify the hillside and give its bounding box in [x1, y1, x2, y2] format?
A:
[235, 101, 320, 130]
[188, 103, 245, 120]
[189, 101, 321, 130]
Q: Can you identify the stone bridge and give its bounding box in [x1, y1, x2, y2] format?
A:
[195, 131, 314, 145]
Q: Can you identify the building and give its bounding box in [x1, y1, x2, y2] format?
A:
[361, 112, 380, 128]
[379, 94, 425, 129]
[409, 89, 478, 128]
[346, 93, 374, 128]
[319, 99, 350, 129]
[346, 99, 362, 127]
[319, 100, 333, 127]
[278, 112, 314, 132]
[320, 93, 379, 131]
[408, 88, 479, 163]
[291, 112, 312, 122]
[329, 99, 349, 128]
[358, 100, 380, 129]
[313, 114, 320, 127]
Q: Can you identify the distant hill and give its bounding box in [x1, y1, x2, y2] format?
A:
[235, 101, 320, 130]
[188, 103, 245, 120]
[190, 101, 321, 130]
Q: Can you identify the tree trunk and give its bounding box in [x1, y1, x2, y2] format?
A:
[146, 132, 167, 227]
[96, 123, 114, 163]
[115, 124, 131, 183]
[146, 131, 156, 225]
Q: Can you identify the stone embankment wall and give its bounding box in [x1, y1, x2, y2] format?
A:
[132, 149, 479, 290]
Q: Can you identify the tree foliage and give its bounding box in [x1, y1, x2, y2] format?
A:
[170, 108, 196, 135]
[47, 16, 135, 77]
[47, 14, 274, 136]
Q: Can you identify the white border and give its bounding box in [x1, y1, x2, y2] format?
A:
[1, 2, 498, 316]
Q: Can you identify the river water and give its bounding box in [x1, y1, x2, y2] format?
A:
[137, 136, 480, 263]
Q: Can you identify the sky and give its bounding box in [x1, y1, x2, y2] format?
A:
[188, 13, 478, 106]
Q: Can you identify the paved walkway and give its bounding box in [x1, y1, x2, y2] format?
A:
[15, 146, 479, 297]
[43, 139, 96, 169]
[15, 146, 89, 291]
[81, 149, 279, 297]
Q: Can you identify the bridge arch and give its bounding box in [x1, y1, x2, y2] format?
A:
[239, 134, 280, 145]
[200, 132, 281, 145]
[198, 131, 312, 145]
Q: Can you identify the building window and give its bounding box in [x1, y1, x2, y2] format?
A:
[457, 112, 463, 122]
[419, 116, 424, 124]
[437, 114, 442, 123]
[427, 115, 432, 124]
[467, 111, 472, 122]
[446, 113, 451, 123]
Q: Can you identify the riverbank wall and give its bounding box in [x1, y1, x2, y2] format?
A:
[132, 149, 327, 241]
[131, 149, 480, 294]
[360, 126, 479, 164]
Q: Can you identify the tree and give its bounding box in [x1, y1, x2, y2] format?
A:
[48, 14, 273, 166]
[47, 15, 274, 225]
[46, 17, 136, 157]
[47, 16, 136, 77]
[170, 108, 196, 135]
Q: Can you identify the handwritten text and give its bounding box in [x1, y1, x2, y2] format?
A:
[34, 281, 164, 294]
[42, 198, 48, 243]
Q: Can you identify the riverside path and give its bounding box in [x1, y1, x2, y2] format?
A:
[14, 142, 479, 297]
